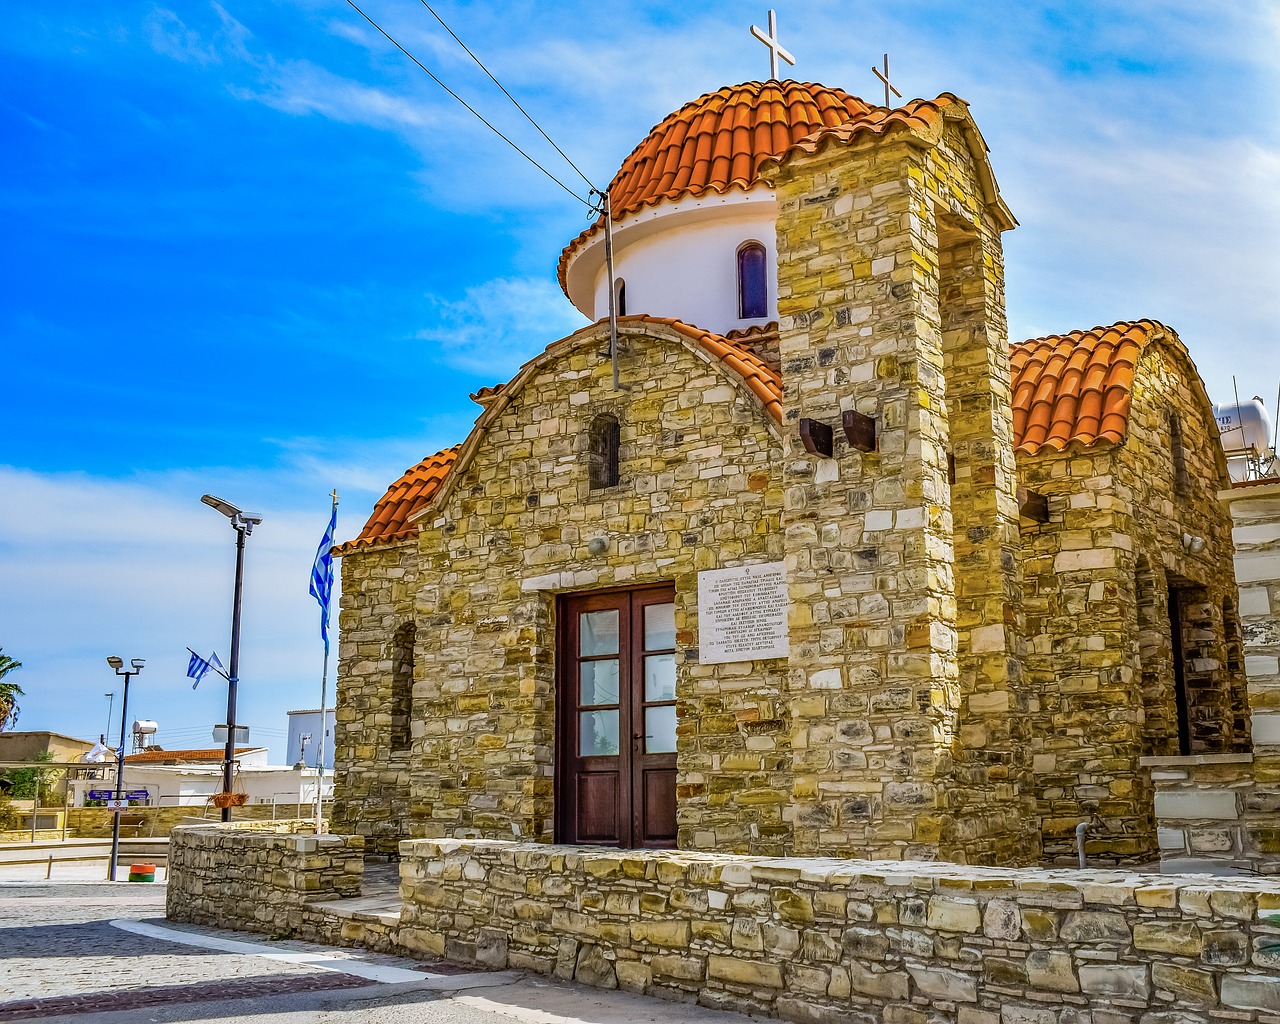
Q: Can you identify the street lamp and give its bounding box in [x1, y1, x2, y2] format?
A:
[201, 494, 262, 823]
[106, 657, 144, 882]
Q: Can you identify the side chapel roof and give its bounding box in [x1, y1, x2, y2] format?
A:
[339, 319, 1189, 555]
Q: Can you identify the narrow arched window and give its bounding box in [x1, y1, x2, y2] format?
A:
[390, 622, 414, 753]
[737, 242, 768, 319]
[615, 279, 627, 317]
[1170, 413, 1190, 497]
[588, 414, 620, 490]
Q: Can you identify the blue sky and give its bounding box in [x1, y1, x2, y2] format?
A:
[3, 1, 1277, 761]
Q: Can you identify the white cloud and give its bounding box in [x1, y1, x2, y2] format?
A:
[415, 276, 589, 376]
[0, 442, 449, 761]
[144, 4, 251, 67]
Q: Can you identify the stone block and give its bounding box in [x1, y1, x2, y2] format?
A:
[907, 964, 977, 1002]
[1153, 790, 1238, 820]
[1024, 950, 1079, 993]
[926, 896, 981, 933]
[1060, 911, 1131, 944]
[1133, 921, 1202, 955]
[1150, 963, 1216, 1002]
[1078, 964, 1150, 1000]
[1222, 973, 1280, 1012]
[707, 955, 784, 989]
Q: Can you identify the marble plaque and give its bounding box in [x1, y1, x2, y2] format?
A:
[697, 561, 790, 664]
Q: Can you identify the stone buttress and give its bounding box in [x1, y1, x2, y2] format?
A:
[761, 97, 1038, 863]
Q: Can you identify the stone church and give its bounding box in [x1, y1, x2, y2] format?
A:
[332, 77, 1245, 867]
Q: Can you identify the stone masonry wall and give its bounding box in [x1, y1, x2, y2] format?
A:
[1220, 478, 1280, 869]
[1018, 332, 1242, 863]
[400, 838, 1280, 1024]
[410, 322, 787, 852]
[167, 820, 364, 942]
[1143, 754, 1279, 873]
[766, 108, 1034, 863]
[334, 539, 418, 854]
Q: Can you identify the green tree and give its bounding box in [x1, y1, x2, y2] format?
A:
[0, 648, 23, 733]
[2, 751, 55, 803]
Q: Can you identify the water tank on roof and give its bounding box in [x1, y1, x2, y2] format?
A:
[1214, 397, 1273, 456]
[132, 720, 158, 749]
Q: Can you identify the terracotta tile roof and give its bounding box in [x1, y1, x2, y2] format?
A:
[1009, 320, 1167, 456]
[334, 446, 460, 554]
[763, 96, 952, 164]
[624, 315, 782, 423]
[559, 80, 874, 294]
[757, 92, 1016, 233]
[124, 747, 262, 764]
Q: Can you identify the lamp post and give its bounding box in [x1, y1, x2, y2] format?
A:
[106, 657, 144, 882]
[201, 494, 262, 823]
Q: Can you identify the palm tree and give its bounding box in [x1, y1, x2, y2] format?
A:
[0, 649, 23, 733]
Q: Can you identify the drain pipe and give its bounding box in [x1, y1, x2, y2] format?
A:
[1075, 822, 1090, 869]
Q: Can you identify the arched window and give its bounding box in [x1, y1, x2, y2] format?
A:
[1170, 413, 1190, 497]
[737, 242, 768, 319]
[391, 622, 415, 753]
[614, 279, 627, 317]
[588, 414, 620, 490]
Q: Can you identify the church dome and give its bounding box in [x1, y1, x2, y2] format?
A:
[606, 80, 874, 221]
[559, 80, 873, 335]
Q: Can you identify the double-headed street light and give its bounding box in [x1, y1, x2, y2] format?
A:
[201, 494, 262, 823]
[106, 656, 144, 882]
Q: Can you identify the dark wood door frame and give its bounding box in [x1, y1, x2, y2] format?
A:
[555, 584, 677, 849]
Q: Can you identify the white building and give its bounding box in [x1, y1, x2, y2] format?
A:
[67, 746, 332, 811]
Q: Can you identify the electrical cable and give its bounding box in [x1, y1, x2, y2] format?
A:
[344, 0, 594, 208]
[417, 0, 597, 192]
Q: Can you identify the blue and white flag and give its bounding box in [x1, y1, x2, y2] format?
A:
[310, 499, 338, 654]
[187, 649, 224, 689]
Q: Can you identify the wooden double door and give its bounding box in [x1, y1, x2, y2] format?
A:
[556, 585, 677, 848]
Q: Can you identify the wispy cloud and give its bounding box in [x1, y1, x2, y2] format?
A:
[415, 276, 589, 376]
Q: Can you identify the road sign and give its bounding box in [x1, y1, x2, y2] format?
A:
[105, 798, 131, 810]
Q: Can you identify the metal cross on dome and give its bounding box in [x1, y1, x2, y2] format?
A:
[872, 53, 903, 108]
[750, 10, 795, 81]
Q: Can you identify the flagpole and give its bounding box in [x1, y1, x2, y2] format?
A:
[315, 645, 328, 833]
[313, 489, 338, 834]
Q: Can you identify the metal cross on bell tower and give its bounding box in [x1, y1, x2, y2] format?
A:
[872, 53, 903, 108]
[750, 10, 795, 81]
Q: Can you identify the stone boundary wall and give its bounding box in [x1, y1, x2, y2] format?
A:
[166, 820, 365, 944]
[399, 839, 1280, 1024]
[1145, 754, 1279, 875]
[68, 804, 283, 838]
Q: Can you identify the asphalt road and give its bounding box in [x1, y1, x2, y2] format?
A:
[0, 872, 760, 1024]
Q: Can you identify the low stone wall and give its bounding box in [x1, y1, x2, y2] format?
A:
[400, 839, 1280, 1024]
[68, 804, 282, 838]
[1145, 754, 1280, 874]
[167, 820, 364, 943]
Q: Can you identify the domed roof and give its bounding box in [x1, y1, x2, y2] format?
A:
[559, 80, 874, 291]
[609, 79, 874, 217]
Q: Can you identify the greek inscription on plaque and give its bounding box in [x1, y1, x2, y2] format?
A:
[697, 562, 789, 664]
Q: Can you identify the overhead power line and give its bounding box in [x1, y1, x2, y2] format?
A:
[417, 1, 597, 192]
[344, 0, 594, 209]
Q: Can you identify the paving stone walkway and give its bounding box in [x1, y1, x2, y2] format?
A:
[0, 879, 431, 1018]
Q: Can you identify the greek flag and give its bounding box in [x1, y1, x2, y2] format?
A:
[187, 649, 224, 689]
[310, 500, 338, 654]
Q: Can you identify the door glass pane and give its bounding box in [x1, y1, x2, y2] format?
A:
[580, 710, 620, 756]
[644, 603, 676, 650]
[579, 609, 619, 656]
[644, 653, 676, 702]
[645, 705, 677, 753]
[580, 659, 619, 707]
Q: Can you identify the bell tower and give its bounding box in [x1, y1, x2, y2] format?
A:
[760, 96, 1038, 864]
